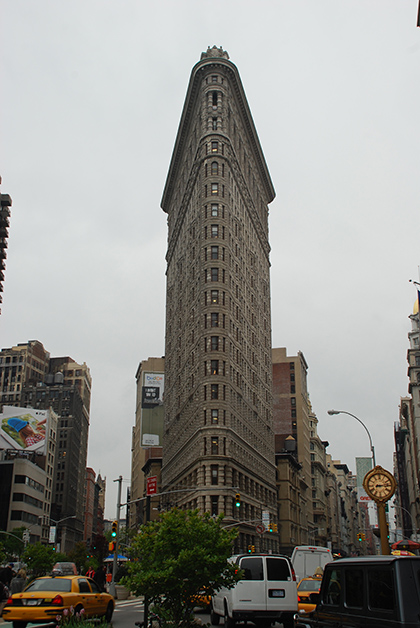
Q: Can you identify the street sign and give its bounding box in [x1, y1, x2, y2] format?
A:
[146, 476, 157, 496]
[256, 523, 265, 534]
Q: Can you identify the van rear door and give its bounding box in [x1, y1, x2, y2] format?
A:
[265, 557, 297, 613]
[235, 556, 265, 610]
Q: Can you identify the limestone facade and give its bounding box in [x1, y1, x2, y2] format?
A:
[161, 48, 277, 550]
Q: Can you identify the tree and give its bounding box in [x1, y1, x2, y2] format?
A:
[22, 542, 57, 578]
[67, 541, 89, 574]
[0, 527, 25, 560]
[123, 508, 241, 628]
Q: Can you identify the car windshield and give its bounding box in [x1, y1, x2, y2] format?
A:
[25, 578, 72, 592]
[298, 580, 322, 592]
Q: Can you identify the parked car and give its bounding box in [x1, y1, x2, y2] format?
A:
[211, 553, 298, 628]
[294, 555, 420, 628]
[291, 546, 333, 583]
[296, 577, 322, 616]
[2, 575, 114, 628]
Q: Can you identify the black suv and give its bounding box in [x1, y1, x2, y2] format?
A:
[294, 555, 420, 628]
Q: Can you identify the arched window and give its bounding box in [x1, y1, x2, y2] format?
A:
[211, 161, 218, 175]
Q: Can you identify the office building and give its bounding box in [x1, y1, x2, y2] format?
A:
[160, 47, 277, 552]
[0, 341, 91, 551]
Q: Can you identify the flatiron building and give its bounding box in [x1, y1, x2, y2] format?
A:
[161, 47, 277, 551]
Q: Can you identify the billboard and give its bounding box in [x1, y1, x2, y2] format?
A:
[0, 406, 49, 454]
[140, 373, 164, 447]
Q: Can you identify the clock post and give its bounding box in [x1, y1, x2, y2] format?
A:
[363, 465, 396, 555]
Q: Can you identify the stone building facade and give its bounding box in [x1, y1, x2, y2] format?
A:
[160, 47, 277, 551]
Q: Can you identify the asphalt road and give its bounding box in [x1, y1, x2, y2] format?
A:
[0, 600, 291, 628]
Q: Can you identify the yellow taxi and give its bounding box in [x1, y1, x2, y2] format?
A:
[297, 576, 322, 616]
[2, 575, 114, 628]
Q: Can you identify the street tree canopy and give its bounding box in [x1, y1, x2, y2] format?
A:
[22, 542, 57, 578]
[123, 508, 241, 627]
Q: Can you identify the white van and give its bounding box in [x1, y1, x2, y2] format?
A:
[211, 554, 298, 628]
[290, 546, 333, 582]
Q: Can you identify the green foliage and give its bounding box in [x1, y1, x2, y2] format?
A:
[122, 508, 240, 628]
[22, 542, 57, 578]
[0, 527, 25, 560]
[0, 543, 6, 565]
[67, 542, 89, 574]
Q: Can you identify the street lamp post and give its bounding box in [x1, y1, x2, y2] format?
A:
[327, 410, 376, 467]
[49, 516, 76, 551]
[391, 503, 418, 542]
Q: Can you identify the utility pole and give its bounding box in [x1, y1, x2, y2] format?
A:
[109, 475, 122, 598]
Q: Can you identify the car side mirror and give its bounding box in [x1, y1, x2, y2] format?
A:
[308, 592, 320, 603]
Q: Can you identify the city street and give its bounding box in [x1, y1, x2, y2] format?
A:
[0, 598, 291, 628]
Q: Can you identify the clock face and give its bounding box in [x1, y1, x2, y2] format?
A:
[364, 468, 396, 502]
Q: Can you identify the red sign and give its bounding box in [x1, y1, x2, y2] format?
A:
[146, 476, 158, 496]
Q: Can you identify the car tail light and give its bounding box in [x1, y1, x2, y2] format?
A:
[290, 564, 296, 581]
[5, 597, 13, 606]
[297, 596, 302, 602]
[51, 595, 64, 606]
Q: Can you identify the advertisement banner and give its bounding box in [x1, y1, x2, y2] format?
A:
[140, 373, 164, 447]
[0, 406, 49, 454]
[141, 373, 164, 408]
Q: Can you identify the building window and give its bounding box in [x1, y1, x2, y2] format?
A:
[211, 246, 219, 259]
[211, 141, 218, 152]
[211, 437, 219, 454]
[211, 313, 219, 327]
[211, 224, 219, 237]
[211, 465, 219, 485]
[211, 203, 218, 216]
[211, 290, 219, 304]
[211, 183, 218, 195]
[211, 360, 219, 375]
[291, 397, 296, 406]
[211, 162, 219, 175]
[212, 92, 218, 108]
[291, 408, 297, 418]
[211, 409, 219, 424]
[211, 495, 218, 516]
[211, 336, 219, 351]
[212, 117, 217, 130]
[211, 384, 219, 399]
[211, 268, 219, 281]
[212, 76, 218, 83]
[290, 385, 295, 393]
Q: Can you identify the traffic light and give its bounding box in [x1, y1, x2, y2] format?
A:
[361, 533, 366, 542]
[111, 520, 118, 537]
[273, 524, 278, 533]
[235, 493, 241, 508]
[358, 533, 363, 542]
[251, 545, 255, 553]
[248, 544, 252, 553]
[109, 541, 116, 552]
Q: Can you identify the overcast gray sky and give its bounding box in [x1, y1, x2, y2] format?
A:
[1, 1, 420, 519]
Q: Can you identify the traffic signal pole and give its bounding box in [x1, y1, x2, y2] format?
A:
[109, 475, 122, 598]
